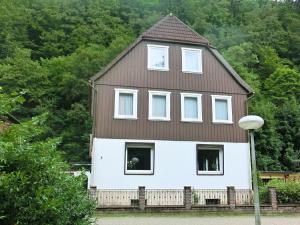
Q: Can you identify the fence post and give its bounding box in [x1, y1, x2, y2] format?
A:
[138, 186, 146, 210]
[268, 187, 278, 210]
[89, 186, 98, 206]
[184, 186, 192, 209]
[227, 186, 236, 209]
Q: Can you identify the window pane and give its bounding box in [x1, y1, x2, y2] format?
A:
[152, 95, 166, 117]
[127, 148, 151, 170]
[184, 97, 198, 119]
[119, 93, 133, 115]
[198, 149, 220, 171]
[150, 47, 166, 68]
[184, 50, 199, 71]
[215, 99, 228, 120]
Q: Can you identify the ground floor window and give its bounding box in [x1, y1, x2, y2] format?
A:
[197, 145, 224, 175]
[125, 143, 154, 175]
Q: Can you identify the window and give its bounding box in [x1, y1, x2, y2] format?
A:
[197, 145, 224, 175]
[147, 44, 169, 71]
[125, 143, 154, 175]
[180, 93, 202, 122]
[211, 95, 232, 124]
[148, 91, 171, 121]
[182, 48, 202, 74]
[114, 88, 138, 119]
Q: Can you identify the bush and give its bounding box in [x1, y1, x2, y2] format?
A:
[266, 180, 300, 204]
[0, 115, 95, 225]
[258, 186, 269, 204]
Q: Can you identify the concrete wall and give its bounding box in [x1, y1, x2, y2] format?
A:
[91, 138, 251, 189]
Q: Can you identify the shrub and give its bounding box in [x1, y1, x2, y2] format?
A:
[258, 186, 269, 204]
[267, 179, 300, 204]
[0, 115, 95, 225]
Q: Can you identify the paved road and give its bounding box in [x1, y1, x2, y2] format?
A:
[97, 215, 300, 225]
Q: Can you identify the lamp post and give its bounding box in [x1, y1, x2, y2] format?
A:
[238, 115, 264, 225]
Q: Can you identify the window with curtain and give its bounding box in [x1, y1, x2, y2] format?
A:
[212, 95, 232, 123]
[182, 48, 202, 73]
[181, 93, 202, 122]
[118, 93, 133, 115]
[215, 99, 228, 120]
[152, 95, 166, 117]
[197, 145, 223, 175]
[184, 97, 198, 119]
[149, 91, 170, 120]
[148, 45, 169, 70]
[114, 89, 138, 119]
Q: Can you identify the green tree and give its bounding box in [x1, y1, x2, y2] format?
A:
[0, 93, 95, 224]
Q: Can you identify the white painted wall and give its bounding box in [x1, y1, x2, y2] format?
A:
[91, 138, 251, 189]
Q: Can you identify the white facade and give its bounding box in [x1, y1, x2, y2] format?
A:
[91, 138, 251, 189]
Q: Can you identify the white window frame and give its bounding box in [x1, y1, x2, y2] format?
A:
[114, 88, 138, 120]
[125, 144, 154, 175]
[181, 47, 202, 74]
[197, 145, 224, 175]
[180, 93, 202, 122]
[147, 44, 169, 71]
[211, 95, 233, 124]
[148, 90, 171, 121]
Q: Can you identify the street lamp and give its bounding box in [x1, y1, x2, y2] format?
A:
[238, 115, 264, 225]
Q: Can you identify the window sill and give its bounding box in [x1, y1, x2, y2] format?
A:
[114, 116, 138, 120]
[148, 67, 169, 72]
[181, 119, 203, 123]
[125, 170, 154, 175]
[148, 118, 171, 121]
[182, 70, 203, 74]
[212, 121, 233, 124]
[197, 171, 224, 176]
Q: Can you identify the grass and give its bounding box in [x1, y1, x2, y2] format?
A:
[96, 211, 300, 218]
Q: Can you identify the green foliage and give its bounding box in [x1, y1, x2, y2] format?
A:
[266, 180, 300, 204]
[258, 185, 269, 204]
[0, 0, 299, 170]
[0, 106, 95, 224]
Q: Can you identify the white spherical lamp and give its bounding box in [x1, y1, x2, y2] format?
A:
[238, 115, 264, 130]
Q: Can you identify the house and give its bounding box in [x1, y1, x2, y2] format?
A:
[89, 15, 253, 190]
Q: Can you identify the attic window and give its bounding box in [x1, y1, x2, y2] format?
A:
[182, 48, 202, 74]
[147, 44, 169, 71]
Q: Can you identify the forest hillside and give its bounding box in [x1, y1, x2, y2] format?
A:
[0, 0, 299, 171]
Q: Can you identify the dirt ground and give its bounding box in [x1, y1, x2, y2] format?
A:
[96, 214, 300, 225]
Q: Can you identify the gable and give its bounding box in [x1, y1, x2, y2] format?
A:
[90, 15, 253, 94]
[93, 40, 251, 95]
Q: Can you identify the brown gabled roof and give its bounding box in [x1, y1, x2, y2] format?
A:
[141, 14, 210, 45]
[90, 14, 253, 94]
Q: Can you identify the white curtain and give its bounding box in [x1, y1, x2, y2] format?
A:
[119, 93, 133, 115]
[215, 99, 228, 120]
[151, 47, 165, 68]
[152, 95, 166, 117]
[184, 97, 198, 118]
[185, 50, 199, 71]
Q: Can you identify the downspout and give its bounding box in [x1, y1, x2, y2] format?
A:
[88, 80, 97, 188]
